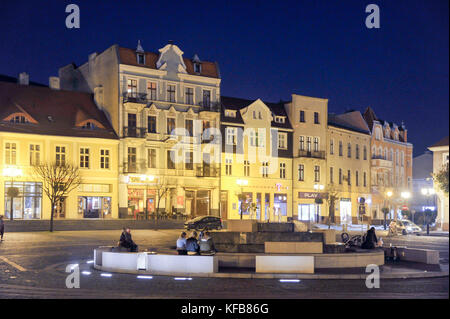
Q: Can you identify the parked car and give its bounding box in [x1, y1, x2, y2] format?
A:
[395, 219, 422, 235]
[184, 216, 222, 231]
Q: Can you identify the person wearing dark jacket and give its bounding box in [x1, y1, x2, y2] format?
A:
[186, 231, 200, 255]
[119, 227, 138, 252]
[0, 215, 4, 241]
[361, 227, 378, 249]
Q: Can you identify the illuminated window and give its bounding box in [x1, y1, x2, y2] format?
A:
[5, 143, 17, 165]
[80, 148, 90, 168]
[55, 146, 66, 167]
[100, 149, 110, 169]
[30, 144, 40, 166]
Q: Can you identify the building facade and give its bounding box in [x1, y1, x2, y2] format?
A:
[428, 136, 449, 230]
[60, 42, 221, 219]
[410, 151, 437, 215]
[0, 79, 119, 220]
[363, 107, 413, 224]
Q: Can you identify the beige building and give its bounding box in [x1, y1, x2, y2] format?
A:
[429, 136, 449, 230]
[60, 42, 222, 218]
[327, 111, 372, 224]
[0, 78, 119, 220]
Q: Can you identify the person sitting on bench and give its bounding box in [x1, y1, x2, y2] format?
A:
[199, 232, 216, 256]
[118, 227, 138, 252]
[186, 231, 200, 255]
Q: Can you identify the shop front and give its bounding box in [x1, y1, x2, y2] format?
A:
[297, 192, 325, 223]
[4, 182, 42, 220]
[78, 196, 112, 218]
[340, 198, 352, 225]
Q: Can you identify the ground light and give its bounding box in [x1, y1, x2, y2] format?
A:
[82, 271, 91, 275]
[137, 276, 153, 279]
[174, 277, 193, 281]
[86, 260, 94, 264]
[279, 279, 301, 283]
[101, 273, 112, 278]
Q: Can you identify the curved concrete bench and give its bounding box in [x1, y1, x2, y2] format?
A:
[93, 248, 218, 274]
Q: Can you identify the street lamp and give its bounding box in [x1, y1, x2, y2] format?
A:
[140, 175, 155, 220]
[384, 191, 393, 230]
[313, 184, 324, 224]
[236, 179, 248, 220]
[3, 167, 23, 221]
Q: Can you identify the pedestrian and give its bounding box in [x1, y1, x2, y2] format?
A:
[176, 232, 187, 255]
[199, 232, 216, 256]
[118, 227, 138, 252]
[186, 231, 200, 255]
[0, 215, 4, 241]
[361, 227, 378, 249]
[388, 220, 397, 237]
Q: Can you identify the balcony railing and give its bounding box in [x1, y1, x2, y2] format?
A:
[123, 93, 148, 104]
[196, 165, 220, 177]
[123, 127, 147, 138]
[198, 101, 221, 112]
[123, 93, 221, 112]
[298, 150, 326, 159]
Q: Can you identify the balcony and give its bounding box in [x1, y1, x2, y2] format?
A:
[196, 165, 220, 177]
[371, 156, 393, 169]
[123, 93, 148, 104]
[198, 101, 221, 112]
[123, 127, 147, 138]
[298, 150, 326, 159]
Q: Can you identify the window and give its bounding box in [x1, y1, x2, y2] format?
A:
[300, 110, 305, 123]
[262, 162, 269, 178]
[225, 158, 232, 175]
[314, 112, 319, 124]
[194, 63, 201, 73]
[127, 147, 136, 171]
[339, 168, 342, 184]
[313, 137, 319, 152]
[278, 132, 287, 149]
[314, 165, 320, 182]
[30, 144, 40, 166]
[275, 116, 285, 123]
[202, 90, 211, 107]
[82, 121, 97, 130]
[56, 146, 65, 166]
[363, 172, 367, 187]
[347, 143, 352, 158]
[356, 144, 360, 159]
[185, 119, 193, 136]
[280, 162, 286, 179]
[226, 127, 237, 145]
[298, 164, 304, 181]
[80, 148, 90, 168]
[330, 167, 334, 184]
[147, 149, 156, 169]
[330, 139, 334, 155]
[299, 136, 305, 151]
[10, 115, 28, 124]
[339, 141, 343, 156]
[401, 151, 404, 167]
[356, 171, 359, 186]
[128, 113, 136, 135]
[347, 170, 351, 186]
[375, 128, 381, 140]
[167, 84, 176, 102]
[307, 136, 312, 152]
[225, 110, 236, 118]
[364, 146, 367, 160]
[137, 53, 145, 65]
[100, 149, 110, 169]
[147, 81, 157, 100]
[185, 87, 193, 105]
[147, 116, 157, 133]
[127, 79, 137, 97]
[244, 160, 250, 177]
[167, 150, 175, 169]
[167, 117, 176, 135]
[5, 142, 17, 165]
[185, 151, 193, 170]
[202, 120, 211, 140]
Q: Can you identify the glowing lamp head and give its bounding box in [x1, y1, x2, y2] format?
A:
[3, 167, 22, 178]
[386, 191, 393, 197]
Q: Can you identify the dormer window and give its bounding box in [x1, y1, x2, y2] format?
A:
[274, 116, 285, 124]
[137, 53, 145, 65]
[194, 63, 201, 73]
[82, 121, 98, 130]
[3, 113, 34, 124]
[10, 115, 28, 124]
[225, 109, 236, 118]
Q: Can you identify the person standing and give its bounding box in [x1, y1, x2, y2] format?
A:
[0, 215, 4, 241]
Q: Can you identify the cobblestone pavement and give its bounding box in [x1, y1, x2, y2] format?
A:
[0, 230, 448, 299]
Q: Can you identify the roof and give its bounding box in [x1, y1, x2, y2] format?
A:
[118, 47, 220, 79]
[0, 81, 118, 140]
[430, 136, 449, 148]
[0, 74, 46, 87]
[328, 111, 371, 135]
[362, 106, 406, 142]
[220, 96, 292, 129]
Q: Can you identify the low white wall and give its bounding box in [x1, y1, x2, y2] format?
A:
[256, 256, 314, 274]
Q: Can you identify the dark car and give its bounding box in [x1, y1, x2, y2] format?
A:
[184, 216, 223, 231]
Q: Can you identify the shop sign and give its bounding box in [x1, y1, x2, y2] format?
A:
[298, 192, 327, 199]
[177, 196, 184, 206]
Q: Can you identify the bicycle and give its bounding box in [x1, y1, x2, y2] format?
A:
[341, 232, 365, 248]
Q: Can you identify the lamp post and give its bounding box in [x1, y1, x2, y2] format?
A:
[421, 187, 435, 235]
[385, 191, 393, 230]
[313, 184, 324, 224]
[3, 167, 23, 221]
[140, 175, 155, 220]
[236, 179, 248, 220]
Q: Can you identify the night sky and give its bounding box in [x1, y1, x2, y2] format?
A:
[0, 0, 448, 156]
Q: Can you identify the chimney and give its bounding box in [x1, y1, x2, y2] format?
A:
[18, 72, 29, 85]
[49, 76, 60, 90]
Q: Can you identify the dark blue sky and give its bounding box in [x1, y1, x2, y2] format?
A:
[0, 0, 448, 155]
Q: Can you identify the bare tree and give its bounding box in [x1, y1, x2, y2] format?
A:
[323, 184, 339, 229]
[32, 162, 82, 232]
[155, 176, 170, 220]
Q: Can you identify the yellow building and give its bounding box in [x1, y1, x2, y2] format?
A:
[0, 79, 119, 220]
[327, 111, 372, 224]
[220, 97, 293, 221]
